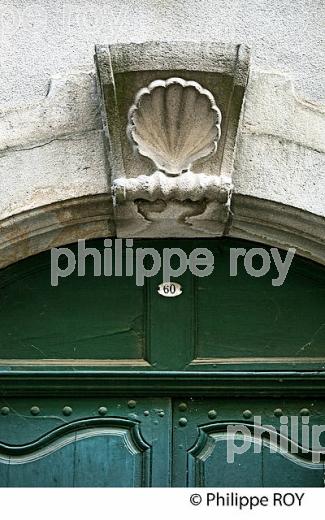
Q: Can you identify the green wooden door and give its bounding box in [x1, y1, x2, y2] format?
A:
[0, 397, 172, 487]
[172, 399, 325, 487]
[0, 238, 324, 486]
[0, 397, 324, 487]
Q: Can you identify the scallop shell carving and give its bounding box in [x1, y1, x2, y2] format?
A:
[127, 77, 222, 176]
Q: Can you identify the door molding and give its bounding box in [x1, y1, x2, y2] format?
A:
[1, 369, 325, 397]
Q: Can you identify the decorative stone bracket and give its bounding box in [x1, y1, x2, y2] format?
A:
[0, 45, 324, 267]
[95, 41, 250, 237]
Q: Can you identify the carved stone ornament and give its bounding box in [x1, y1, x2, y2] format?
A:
[127, 77, 221, 175]
[95, 42, 251, 237]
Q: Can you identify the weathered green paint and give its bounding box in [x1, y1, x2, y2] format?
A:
[0, 238, 324, 371]
[0, 242, 146, 361]
[0, 238, 324, 486]
[172, 398, 325, 487]
[195, 240, 325, 367]
[0, 397, 324, 487]
[2, 370, 325, 397]
[0, 398, 171, 487]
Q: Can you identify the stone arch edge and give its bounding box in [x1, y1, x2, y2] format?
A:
[0, 193, 323, 269]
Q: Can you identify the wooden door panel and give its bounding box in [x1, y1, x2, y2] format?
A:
[1, 237, 324, 372]
[186, 431, 324, 487]
[2, 423, 148, 487]
[192, 239, 325, 370]
[0, 241, 148, 365]
[173, 399, 325, 487]
[0, 398, 171, 487]
[189, 434, 263, 487]
[1, 396, 325, 486]
[262, 449, 324, 487]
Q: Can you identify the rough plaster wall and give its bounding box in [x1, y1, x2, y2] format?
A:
[0, 0, 324, 108]
[0, 1, 324, 266]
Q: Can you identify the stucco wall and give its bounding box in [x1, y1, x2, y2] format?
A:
[0, 1, 324, 267]
[0, 0, 324, 107]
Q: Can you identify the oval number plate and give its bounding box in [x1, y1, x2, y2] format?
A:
[158, 282, 182, 297]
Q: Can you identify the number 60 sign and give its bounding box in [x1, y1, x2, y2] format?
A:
[158, 282, 182, 297]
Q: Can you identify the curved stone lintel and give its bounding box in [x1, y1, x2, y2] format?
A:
[0, 195, 114, 269]
[230, 195, 325, 265]
[0, 194, 323, 269]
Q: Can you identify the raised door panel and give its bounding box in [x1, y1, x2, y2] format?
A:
[0, 397, 171, 487]
[187, 431, 324, 487]
[193, 239, 325, 370]
[0, 240, 148, 366]
[173, 399, 325, 487]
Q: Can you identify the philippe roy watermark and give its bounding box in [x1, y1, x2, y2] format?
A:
[0, 3, 128, 38]
[226, 415, 325, 464]
[50, 239, 296, 287]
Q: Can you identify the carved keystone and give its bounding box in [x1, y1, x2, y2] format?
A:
[95, 41, 250, 237]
